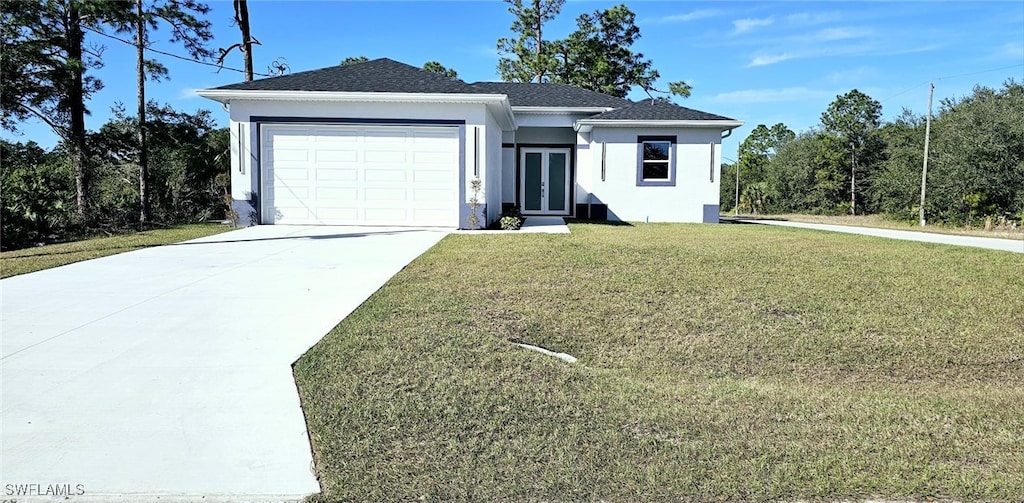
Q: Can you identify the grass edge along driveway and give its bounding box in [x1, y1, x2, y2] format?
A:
[1, 223, 232, 278]
[294, 222, 1024, 502]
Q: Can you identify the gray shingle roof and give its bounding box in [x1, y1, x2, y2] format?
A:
[213, 58, 477, 94]
[585, 100, 735, 121]
[210, 59, 734, 123]
[468, 82, 631, 108]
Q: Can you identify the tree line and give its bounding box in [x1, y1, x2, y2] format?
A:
[722, 81, 1024, 227]
[1, 0, 261, 250]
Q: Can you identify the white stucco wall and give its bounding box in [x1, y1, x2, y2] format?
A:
[574, 132, 592, 208]
[514, 127, 576, 144]
[483, 111, 503, 224]
[225, 99, 505, 227]
[586, 127, 723, 223]
[501, 147, 515, 204]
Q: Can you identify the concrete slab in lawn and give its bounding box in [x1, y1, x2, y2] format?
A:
[1, 225, 449, 501]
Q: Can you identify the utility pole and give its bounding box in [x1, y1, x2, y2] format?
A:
[136, 0, 149, 225]
[919, 82, 934, 227]
[734, 163, 740, 216]
[850, 143, 856, 216]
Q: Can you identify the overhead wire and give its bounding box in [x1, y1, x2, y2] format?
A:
[82, 25, 272, 76]
[879, 63, 1023, 103]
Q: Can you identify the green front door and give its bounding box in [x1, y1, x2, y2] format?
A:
[520, 148, 570, 215]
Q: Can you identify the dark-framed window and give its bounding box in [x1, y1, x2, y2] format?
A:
[636, 135, 676, 186]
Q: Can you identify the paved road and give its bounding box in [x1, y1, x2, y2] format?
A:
[1, 225, 449, 501]
[739, 219, 1024, 253]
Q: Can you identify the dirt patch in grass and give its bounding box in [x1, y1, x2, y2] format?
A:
[295, 223, 1024, 502]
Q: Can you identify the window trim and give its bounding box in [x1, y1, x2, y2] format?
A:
[636, 135, 677, 187]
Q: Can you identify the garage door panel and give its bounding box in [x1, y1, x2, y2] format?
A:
[413, 130, 456, 142]
[316, 207, 359, 221]
[313, 130, 359, 142]
[274, 167, 310, 181]
[263, 124, 459, 227]
[413, 170, 455, 183]
[413, 150, 457, 164]
[315, 187, 359, 202]
[275, 185, 310, 198]
[364, 208, 408, 222]
[315, 168, 359, 182]
[413, 188, 455, 202]
[271, 133, 311, 145]
[272, 149, 311, 162]
[364, 130, 408, 142]
[314, 149, 358, 163]
[364, 169, 407, 182]
[364, 188, 408, 201]
[274, 207, 313, 223]
[364, 150, 408, 164]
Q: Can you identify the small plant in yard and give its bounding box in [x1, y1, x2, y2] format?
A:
[500, 215, 522, 231]
[466, 178, 483, 230]
[499, 206, 524, 230]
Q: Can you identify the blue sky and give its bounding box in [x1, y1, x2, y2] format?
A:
[5, 0, 1023, 161]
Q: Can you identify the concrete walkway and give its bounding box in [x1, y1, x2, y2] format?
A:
[520, 216, 570, 234]
[740, 219, 1024, 253]
[453, 216, 570, 234]
[1, 225, 449, 501]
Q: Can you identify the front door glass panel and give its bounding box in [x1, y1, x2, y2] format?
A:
[524, 152, 543, 211]
[548, 153, 566, 211]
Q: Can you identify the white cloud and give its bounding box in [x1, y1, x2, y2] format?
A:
[878, 44, 943, 56]
[709, 87, 831, 104]
[810, 27, 872, 42]
[786, 12, 842, 26]
[732, 17, 774, 34]
[827, 66, 876, 84]
[646, 9, 719, 24]
[178, 87, 201, 100]
[470, 44, 499, 58]
[1002, 42, 1024, 58]
[747, 53, 795, 67]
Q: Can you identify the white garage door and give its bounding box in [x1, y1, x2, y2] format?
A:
[261, 124, 460, 226]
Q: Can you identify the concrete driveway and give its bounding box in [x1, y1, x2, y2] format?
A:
[1, 225, 449, 501]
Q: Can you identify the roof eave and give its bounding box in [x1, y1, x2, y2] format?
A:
[574, 119, 744, 133]
[195, 89, 517, 130]
[512, 106, 618, 115]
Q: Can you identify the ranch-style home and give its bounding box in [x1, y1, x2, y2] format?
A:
[197, 58, 742, 228]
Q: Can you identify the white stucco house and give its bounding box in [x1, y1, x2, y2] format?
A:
[197, 58, 742, 228]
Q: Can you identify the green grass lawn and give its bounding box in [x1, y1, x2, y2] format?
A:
[294, 222, 1024, 502]
[0, 223, 232, 278]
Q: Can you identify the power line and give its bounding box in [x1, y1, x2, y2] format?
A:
[934, 63, 1024, 82]
[83, 25, 273, 77]
[879, 81, 930, 103]
[880, 63, 1024, 104]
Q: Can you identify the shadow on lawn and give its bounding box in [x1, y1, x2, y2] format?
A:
[718, 216, 788, 225]
[564, 218, 634, 227]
